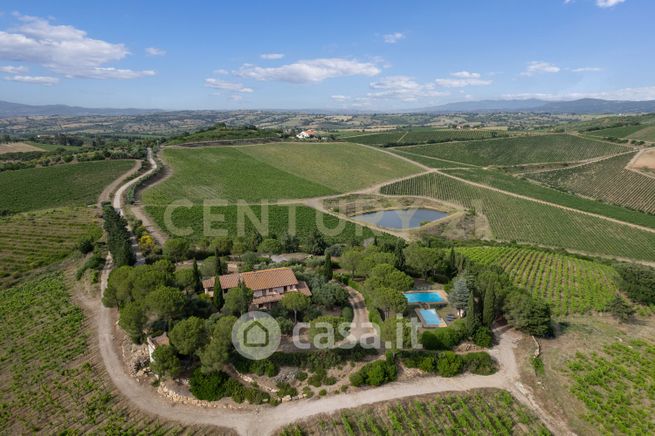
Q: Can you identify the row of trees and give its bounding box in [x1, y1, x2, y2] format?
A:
[102, 203, 135, 267]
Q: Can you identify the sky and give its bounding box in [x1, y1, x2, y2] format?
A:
[0, 0, 653, 110]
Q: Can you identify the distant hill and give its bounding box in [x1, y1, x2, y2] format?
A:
[0, 100, 162, 118]
[415, 98, 655, 114]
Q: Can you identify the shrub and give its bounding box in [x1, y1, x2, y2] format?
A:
[436, 351, 463, 377]
[341, 306, 354, 322]
[349, 359, 397, 387]
[472, 326, 494, 348]
[614, 263, 655, 305]
[319, 389, 327, 396]
[421, 320, 468, 350]
[531, 356, 545, 376]
[189, 370, 230, 401]
[276, 382, 298, 398]
[295, 371, 308, 381]
[462, 352, 497, 375]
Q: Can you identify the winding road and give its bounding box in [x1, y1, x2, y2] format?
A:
[96, 146, 570, 435]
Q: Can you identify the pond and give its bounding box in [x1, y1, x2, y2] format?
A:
[350, 208, 448, 230]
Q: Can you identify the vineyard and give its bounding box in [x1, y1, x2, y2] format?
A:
[0, 208, 100, 288]
[391, 150, 479, 169]
[456, 246, 619, 315]
[566, 339, 655, 434]
[528, 152, 655, 214]
[443, 168, 655, 228]
[0, 274, 220, 434]
[343, 128, 506, 146]
[0, 160, 134, 213]
[279, 389, 548, 435]
[145, 204, 375, 243]
[380, 172, 655, 261]
[399, 134, 627, 166]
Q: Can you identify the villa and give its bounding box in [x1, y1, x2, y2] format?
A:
[202, 267, 311, 309]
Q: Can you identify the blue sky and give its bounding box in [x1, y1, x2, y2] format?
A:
[0, 0, 653, 110]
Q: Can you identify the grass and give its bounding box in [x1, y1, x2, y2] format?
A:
[584, 125, 646, 139]
[279, 389, 548, 435]
[144, 204, 375, 244]
[0, 160, 134, 213]
[399, 134, 627, 166]
[628, 125, 655, 142]
[566, 338, 655, 434]
[457, 246, 619, 316]
[0, 274, 218, 434]
[166, 125, 279, 145]
[381, 172, 655, 261]
[0, 208, 100, 289]
[528, 152, 655, 215]
[442, 167, 655, 228]
[343, 127, 506, 146]
[143, 142, 422, 204]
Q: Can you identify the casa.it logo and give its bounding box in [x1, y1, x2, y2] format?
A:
[231, 311, 281, 360]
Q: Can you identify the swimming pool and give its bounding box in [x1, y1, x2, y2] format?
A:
[404, 291, 446, 304]
[416, 308, 445, 328]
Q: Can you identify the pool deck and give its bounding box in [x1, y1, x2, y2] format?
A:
[404, 289, 449, 305]
[415, 308, 448, 328]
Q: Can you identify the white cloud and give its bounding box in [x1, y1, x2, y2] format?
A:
[213, 68, 229, 75]
[0, 14, 155, 79]
[368, 75, 447, 101]
[331, 95, 350, 102]
[596, 0, 625, 8]
[4, 74, 58, 85]
[0, 64, 27, 73]
[235, 58, 380, 83]
[205, 78, 253, 93]
[435, 71, 492, 88]
[503, 85, 655, 101]
[521, 61, 560, 76]
[145, 47, 166, 56]
[383, 32, 405, 44]
[571, 66, 602, 72]
[260, 52, 284, 60]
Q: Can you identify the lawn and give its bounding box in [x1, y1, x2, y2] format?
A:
[457, 246, 619, 315]
[144, 204, 375, 244]
[399, 134, 627, 166]
[143, 142, 422, 205]
[381, 172, 655, 261]
[0, 160, 134, 213]
[279, 389, 548, 435]
[0, 274, 216, 434]
[528, 152, 655, 215]
[0, 208, 99, 289]
[443, 167, 655, 228]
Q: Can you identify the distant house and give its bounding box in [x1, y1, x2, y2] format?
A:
[147, 332, 169, 361]
[202, 267, 311, 309]
[296, 129, 318, 139]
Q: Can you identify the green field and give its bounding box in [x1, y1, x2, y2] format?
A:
[585, 125, 646, 139]
[0, 160, 134, 213]
[566, 338, 655, 434]
[144, 143, 421, 205]
[343, 127, 506, 146]
[0, 208, 99, 288]
[457, 246, 618, 315]
[442, 168, 655, 228]
[166, 124, 279, 145]
[628, 125, 655, 142]
[381, 172, 655, 261]
[145, 204, 375, 243]
[398, 134, 627, 166]
[0, 274, 213, 434]
[391, 149, 479, 169]
[528, 152, 655, 214]
[279, 389, 548, 435]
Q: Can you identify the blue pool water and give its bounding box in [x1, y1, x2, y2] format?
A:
[418, 309, 442, 326]
[404, 291, 445, 304]
[351, 208, 448, 230]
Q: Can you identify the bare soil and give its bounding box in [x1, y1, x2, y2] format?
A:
[0, 141, 44, 153]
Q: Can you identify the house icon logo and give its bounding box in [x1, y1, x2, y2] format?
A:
[243, 320, 269, 347]
[232, 311, 281, 360]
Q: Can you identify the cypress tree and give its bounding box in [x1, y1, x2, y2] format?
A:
[482, 284, 496, 327]
[323, 253, 333, 281]
[394, 239, 406, 271]
[213, 276, 224, 310]
[192, 259, 203, 293]
[466, 290, 481, 335]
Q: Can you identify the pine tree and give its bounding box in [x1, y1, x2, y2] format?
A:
[482, 284, 496, 327]
[449, 275, 470, 316]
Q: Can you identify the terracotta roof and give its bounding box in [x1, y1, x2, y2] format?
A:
[205, 267, 300, 292]
[251, 282, 311, 306]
